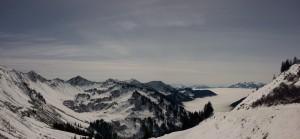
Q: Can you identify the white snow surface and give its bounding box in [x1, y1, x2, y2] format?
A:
[155, 104, 300, 139]
[0, 104, 86, 139]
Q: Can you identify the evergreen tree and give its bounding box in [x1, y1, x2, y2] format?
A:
[89, 119, 117, 139]
[52, 122, 91, 137]
[203, 101, 214, 118]
[293, 57, 298, 64]
[281, 58, 293, 73]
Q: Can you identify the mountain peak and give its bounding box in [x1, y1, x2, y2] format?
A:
[27, 70, 38, 76]
[27, 70, 48, 82]
[145, 81, 176, 93]
[104, 78, 119, 83]
[53, 78, 65, 83]
[147, 80, 166, 85]
[67, 75, 93, 86]
[126, 78, 141, 84]
[0, 65, 13, 71]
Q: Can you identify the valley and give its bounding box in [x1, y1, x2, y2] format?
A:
[183, 88, 254, 112]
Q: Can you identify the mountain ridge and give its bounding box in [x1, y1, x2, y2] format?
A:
[0, 65, 216, 139]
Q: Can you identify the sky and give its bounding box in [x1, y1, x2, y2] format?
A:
[0, 0, 300, 86]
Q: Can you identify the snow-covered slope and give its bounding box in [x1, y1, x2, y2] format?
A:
[0, 103, 87, 139]
[0, 66, 89, 138]
[154, 104, 300, 139]
[235, 64, 300, 110]
[156, 64, 300, 139]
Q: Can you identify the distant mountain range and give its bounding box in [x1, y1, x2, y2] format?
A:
[171, 82, 265, 89]
[228, 82, 265, 89]
[170, 84, 210, 89]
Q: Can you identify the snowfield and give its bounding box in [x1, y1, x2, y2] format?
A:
[155, 104, 300, 139]
[183, 88, 254, 112]
[0, 104, 84, 139]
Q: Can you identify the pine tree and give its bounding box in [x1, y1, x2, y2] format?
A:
[203, 101, 214, 118]
[281, 58, 293, 73]
[293, 57, 298, 64]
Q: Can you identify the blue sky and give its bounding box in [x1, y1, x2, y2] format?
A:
[0, 0, 299, 85]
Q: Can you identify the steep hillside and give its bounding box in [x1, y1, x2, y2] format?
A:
[156, 64, 300, 139]
[0, 66, 87, 139]
[235, 64, 300, 110]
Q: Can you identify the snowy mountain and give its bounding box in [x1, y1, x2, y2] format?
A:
[0, 65, 217, 139]
[156, 64, 300, 139]
[189, 85, 210, 89]
[228, 82, 265, 89]
[125, 78, 143, 87]
[27, 70, 49, 82]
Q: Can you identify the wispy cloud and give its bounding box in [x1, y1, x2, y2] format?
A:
[116, 21, 138, 30]
[145, 13, 205, 28]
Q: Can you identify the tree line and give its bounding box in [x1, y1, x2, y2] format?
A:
[52, 120, 117, 139]
[52, 101, 214, 139]
[140, 101, 214, 138]
[281, 57, 299, 73]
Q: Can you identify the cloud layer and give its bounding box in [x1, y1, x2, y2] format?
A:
[0, 0, 299, 85]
